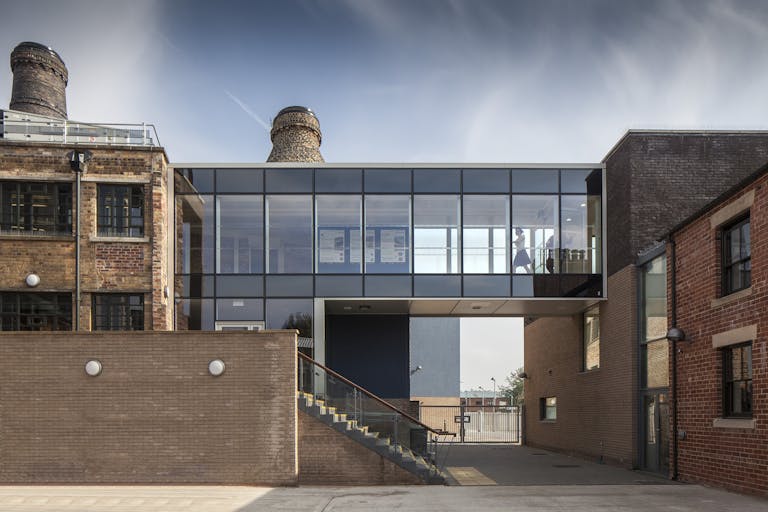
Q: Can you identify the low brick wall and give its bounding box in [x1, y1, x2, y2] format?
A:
[0, 331, 297, 485]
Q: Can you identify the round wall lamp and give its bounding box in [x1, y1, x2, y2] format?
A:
[25, 273, 40, 287]
[666, 327, 687, 343]
[84, 359, 102, 377]
[208, 359, 226, 377]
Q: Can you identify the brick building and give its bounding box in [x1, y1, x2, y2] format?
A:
[664, 164, 768, 495]
[0, 42, 172, 331]
[524, 131, 768, 477]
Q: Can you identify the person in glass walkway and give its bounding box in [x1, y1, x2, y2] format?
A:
[513, 227, 532, 273]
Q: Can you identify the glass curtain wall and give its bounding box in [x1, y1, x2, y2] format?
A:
[561, 195, 601, 274]
[365, 195, 410, 273]
[414, 195, 460, 274]
[316, 196, 361, 273]
[463, 195, 509, 273]
[266, 195, 313, 273]
[216, 196, 263, 273]
[511, 195, 558, 274]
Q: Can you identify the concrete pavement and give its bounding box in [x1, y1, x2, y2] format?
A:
[0, 484, 764, 511]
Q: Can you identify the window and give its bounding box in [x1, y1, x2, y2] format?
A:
[722, 216, 750, 295]
[266, 195, 312, 273]
[0, 292, 72, 331]
[0, 181, 72, 235]
[463, 196, 508, 274]
[216, 195, 263, 273]
[414, 195, 460, 273]
[540, 397, 557, 420]
[583, 305, 600, 370]
[92, 294, 144, 330]
[97, 185, 144, 237]
[723, 343, 752, 417]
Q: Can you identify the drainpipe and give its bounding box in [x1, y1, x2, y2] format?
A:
[668, 235, 679, 480]
[69, 150, 92, 330]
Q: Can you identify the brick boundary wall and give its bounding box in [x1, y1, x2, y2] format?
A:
[671, 172, 768, 496]
[0, 331, 297, 485]
[524, 266, 637, 467]
[298, 411, 422, 485]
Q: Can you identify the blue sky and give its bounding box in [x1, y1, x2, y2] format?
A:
[1, 0, 765, 388]
[2, 0, 768, 164]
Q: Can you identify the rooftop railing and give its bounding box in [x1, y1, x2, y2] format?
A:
[0, 109, 160, 147]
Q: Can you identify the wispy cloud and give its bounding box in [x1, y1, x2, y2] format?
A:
[224, 90, 270, 131]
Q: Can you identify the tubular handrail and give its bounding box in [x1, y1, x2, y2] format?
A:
[297, 351, 442, 436]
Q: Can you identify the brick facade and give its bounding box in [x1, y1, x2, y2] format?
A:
[0, 331, 298, 485]
[298, 411, 422, 485]
[524, 266, 637, 467]
[0, 141, 172, 330]
[670, 170, 768, 495]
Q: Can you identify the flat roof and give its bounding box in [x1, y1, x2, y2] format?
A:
[170, 162, 603, 169]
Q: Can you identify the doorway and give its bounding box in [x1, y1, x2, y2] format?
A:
[641, 392, 669, 474]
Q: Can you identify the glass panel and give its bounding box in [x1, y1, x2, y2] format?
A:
[413, 169, 460, 193]
[266, 195, 313, 273]
[462, 169, 509, 193]
[265, 168, 313, 193]
[511, 169, 558, 193]
[364, 169, 411, 193]
[560, 169, 592, 193]
[644, 339, 669, 388]
[265, 275, 314, 296]
[463, 196, 509, 274]
[414, 195, 460, 273]
[742, 222, 750, 257]
[315, 276, 363, 297]
[177, 298, 214, 330]
[178, 169, 214, 193]
[561, 195, 601, 274]
[216, 275, 263, 297]
[216, 298, 264, 321]
[512, 195, 557, 274]
[216, 195, 263, 273]
[177, 194, 214, 274]
[365, 275, 411, 297]
[266, 299, 313, 337]
[315, 168, 362, 193]
[179, 275, 214, 297]
[584, 305, 600, 370]
[216, 168, 263, 193]
[413, 275, 461, 297]
[643, 256, 667, 342]
[316, 196, 362, 273]
[365, 195, 410, 273]
[462, 276, 510, 297]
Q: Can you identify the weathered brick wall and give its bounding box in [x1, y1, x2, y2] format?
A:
[298, 410, 422, 485]
[0, 141, 171, 330]
[0, 330, 297, 485]
[524, 266, 637, 467]
[672, 172, 768, 496]
[607, 132, 768, 275]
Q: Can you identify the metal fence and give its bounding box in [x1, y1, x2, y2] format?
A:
[419, 405, 521, 443]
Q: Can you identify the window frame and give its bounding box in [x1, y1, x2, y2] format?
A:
[722, 341, 752, 418]
[582, 304, 600, 371]
[97, 184, 145, 237]
[0, 292, 72, 331]
[0, 181, 73, 235]
[540, 396, 557, 421]
[92, 293, 145, 331]
[721, 215, 750, 296]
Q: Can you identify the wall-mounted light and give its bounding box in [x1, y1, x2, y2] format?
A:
[25, 273, 40, 287]
[84, 360, 102, 377]
[666, 327, 687, 343]
[410, 365, 423, 375]
[518, 371, 529, 379]
[208, 359, 226, 377]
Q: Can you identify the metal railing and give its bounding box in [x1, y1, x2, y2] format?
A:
[298, 352, 454, 470]
[0, 109, 160, 147]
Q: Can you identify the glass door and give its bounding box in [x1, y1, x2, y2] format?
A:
[642, 392, 669, 474]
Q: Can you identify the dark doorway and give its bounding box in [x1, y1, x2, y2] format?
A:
[325, 314, 409, 398]
[642, 392, 670, 475]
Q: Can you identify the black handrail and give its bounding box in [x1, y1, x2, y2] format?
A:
[297, 351, 442, 436]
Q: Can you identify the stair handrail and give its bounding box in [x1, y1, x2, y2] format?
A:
[297, 351, 442, 436]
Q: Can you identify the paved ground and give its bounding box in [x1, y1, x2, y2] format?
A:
[442, 444, 670, 485]
[0, 446, 763, 511]
[0, 484, 764, 511]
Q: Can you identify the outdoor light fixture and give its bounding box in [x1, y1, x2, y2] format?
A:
[518, 372, 529, 379]
[84, 360, 102, 377]
[666, 327, 686, 343]
[410, 365, 423, 375]
[208, 359, 226, 377]
[25, 273, 40, 287]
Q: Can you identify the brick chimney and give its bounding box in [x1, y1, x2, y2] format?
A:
[10, 41, 68, 119]
[267, 106, 324, 162]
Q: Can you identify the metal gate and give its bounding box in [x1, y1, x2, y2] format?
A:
[419, 405, 521, 443]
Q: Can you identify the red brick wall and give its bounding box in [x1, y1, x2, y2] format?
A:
[524, 266, 637, 467]
[298, 411, 422, 485]
[0, 142, 171, 330]
[671, 172, 768, 495]
[0, 331, 297, 485]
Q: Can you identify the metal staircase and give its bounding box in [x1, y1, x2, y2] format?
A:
[297, 353, 451, 484]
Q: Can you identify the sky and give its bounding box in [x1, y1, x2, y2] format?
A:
[2, 0, 766, 389]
